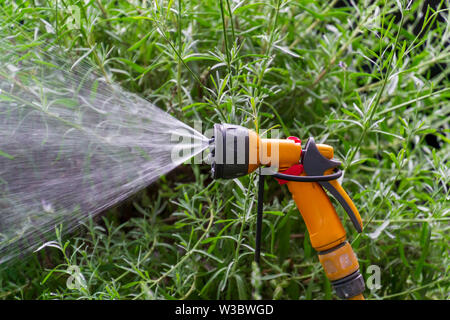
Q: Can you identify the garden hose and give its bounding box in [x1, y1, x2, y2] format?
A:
[209, 123, 365, 300]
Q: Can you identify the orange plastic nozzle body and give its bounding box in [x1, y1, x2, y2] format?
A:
[247, 130, 302, 173]
[246, 130, 347, 251]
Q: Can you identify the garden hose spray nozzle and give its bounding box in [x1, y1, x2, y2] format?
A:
[208, 123, 365, 300]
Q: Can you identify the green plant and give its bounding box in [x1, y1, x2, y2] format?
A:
[0, 0, 448, 300]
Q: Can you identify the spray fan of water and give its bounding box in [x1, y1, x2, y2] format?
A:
[0, 33, 209, 265]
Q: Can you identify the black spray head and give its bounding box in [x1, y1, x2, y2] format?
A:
[209, 123, 250, 179]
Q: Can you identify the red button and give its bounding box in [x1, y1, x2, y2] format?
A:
[275, 164, 304, 185]
[287, 136, 301, 144]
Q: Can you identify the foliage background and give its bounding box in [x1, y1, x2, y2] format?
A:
[0, 0, 448, 299]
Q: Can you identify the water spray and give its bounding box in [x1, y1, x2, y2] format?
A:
[0, 35, 209, 265]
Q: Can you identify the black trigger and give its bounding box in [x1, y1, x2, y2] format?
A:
[303, 137, 340, 175]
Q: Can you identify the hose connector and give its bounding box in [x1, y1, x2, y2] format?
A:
[318, 241, 365, 299]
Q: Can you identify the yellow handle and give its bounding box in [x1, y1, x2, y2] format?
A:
[286, 179, 347, 252]
[286, 180, 366, 300]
